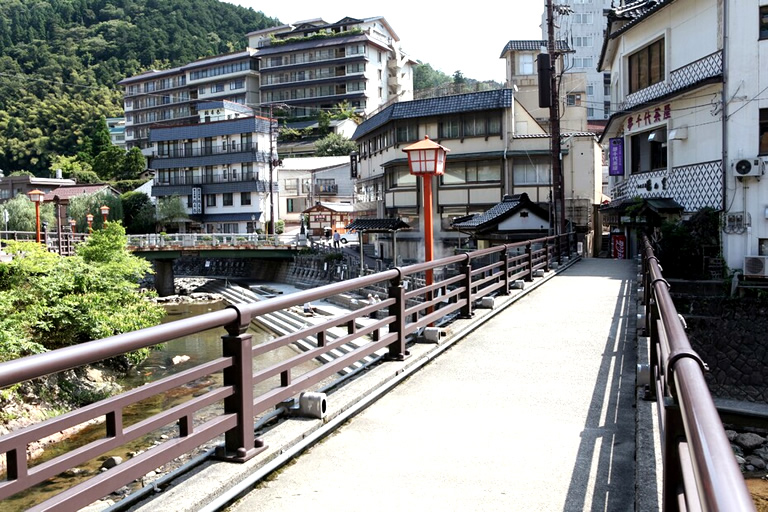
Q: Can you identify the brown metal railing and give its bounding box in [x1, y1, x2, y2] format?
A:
[0, 233, 576, 510]
[640, 236, 755, 512]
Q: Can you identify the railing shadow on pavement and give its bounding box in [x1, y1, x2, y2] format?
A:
[0, 234, 578, 510]
[639, 236, 755, 512]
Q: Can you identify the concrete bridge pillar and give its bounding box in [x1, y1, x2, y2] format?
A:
[154, 259, 175, 297]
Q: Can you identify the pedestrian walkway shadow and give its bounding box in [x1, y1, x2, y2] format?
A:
[561, 263, 655, 512]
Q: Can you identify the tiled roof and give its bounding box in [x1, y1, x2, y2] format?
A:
[353, 89, 514, 140]
[452, 194, 524, 229]
[499, 40, 570, 57]
[346, 218, 410, 232]
[45, 184, 114, 201]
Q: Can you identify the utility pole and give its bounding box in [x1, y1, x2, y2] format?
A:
[265, 103, 289, 236]
[546, 0, 566, 235]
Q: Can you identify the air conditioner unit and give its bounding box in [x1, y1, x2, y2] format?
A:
[732, 158, 763, 177]
[744, 255, 768, 277]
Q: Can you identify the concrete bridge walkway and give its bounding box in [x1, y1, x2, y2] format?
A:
[226, 258, 644, 512]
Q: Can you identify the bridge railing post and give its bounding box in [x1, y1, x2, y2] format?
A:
[459, 254, 473, 318]
[501, 247, 510, 295]
[386, 270, 408, 360]
[215, 304, 265, 462]
[526, 242, 534, 281]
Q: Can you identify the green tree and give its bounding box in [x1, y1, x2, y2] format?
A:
[0, 225, 164, 361]
[453, 70, 466, 84]
[413, 62, 452, 90]
[49, 154, 100, 183]
[0, 194, 55, 231]
[315, 133, 357, 156]
[68, 190, 123, 230]
[121, 191, 156, 233]
[156, 195, 188, 232]
[121, 147, 146, 180]
[91, 145, 126, 181]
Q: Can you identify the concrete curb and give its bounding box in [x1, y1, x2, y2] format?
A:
[124, 257, 582, 512]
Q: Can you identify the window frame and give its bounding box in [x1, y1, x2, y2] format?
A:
[759, 108, 768, 155]
[628, 38, 665, 94]
[761, 6, 768, 40]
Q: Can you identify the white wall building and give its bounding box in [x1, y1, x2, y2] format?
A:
[541, 0, 614, 122]
[278, 156, 354, 226]
[149, 101, 273, 234]
[247, 16, 414, 118]
[599, 0, 768, 275]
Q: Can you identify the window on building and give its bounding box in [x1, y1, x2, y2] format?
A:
[222, 193, 233, 206]
[628, 38, 665, 93]
[440, 205, 488, 231]
[241, 192, 251, 206]
[567, 94, 582, 106]
[573, 36, 593, 47]
[441, 160, 501, 185]
[573, 13, 594, 24]
[519, 54, 534, 75]
[760, 109, 768, 154]
[439, 119, 460, 139]
[631, 128, 667, 174]
[396, 123, 418, 143]
[386, 166, 417, 188]
[587, 107, 595, 117]
[761, 6, 768, 39]
[513, 160, 550, 185]
[206, 195, 216, 207]
[586, 84, 594, 96]
[604, 101, 611, 117]
[230, 79, 244, 90]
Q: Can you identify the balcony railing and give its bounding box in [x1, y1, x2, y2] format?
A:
[153, 172, 268, 186]
[621, 51, 723, 111]
[153, 144, 268, 161]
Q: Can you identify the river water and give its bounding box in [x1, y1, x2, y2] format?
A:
[6, 300, 318, 511]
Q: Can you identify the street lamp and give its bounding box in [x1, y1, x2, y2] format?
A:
[26, 189, 45, 243]
[402, 136, 450, 293]
[69, 218, 76, 234]
[100, 205, 110, 225]
[86, 213, 94, 233]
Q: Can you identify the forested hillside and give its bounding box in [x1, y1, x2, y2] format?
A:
[0, 0, 277, 176]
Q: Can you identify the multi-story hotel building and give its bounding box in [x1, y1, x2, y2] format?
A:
[247, 16, 414, 118]
[148, 101, 274, 234]
[119, 49, 260, 151]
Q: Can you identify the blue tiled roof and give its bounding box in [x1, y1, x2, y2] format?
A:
[353, 89, 514, 140]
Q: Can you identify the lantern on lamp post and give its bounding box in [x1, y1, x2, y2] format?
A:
[69, 218, 76, 234]
[100, 205, 110, 226]
[402, 136, 450, 293]
[86, 213, 94, 233]
[26, 189, 45, 243]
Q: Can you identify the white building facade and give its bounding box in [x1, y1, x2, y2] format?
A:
[149, 101, 273, 234]
[599, 0, 768, 273]
[351, 89, 603, 262]
[247, 16, 414, 118]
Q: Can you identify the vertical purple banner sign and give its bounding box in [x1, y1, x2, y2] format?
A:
[609, 138, 624, 176]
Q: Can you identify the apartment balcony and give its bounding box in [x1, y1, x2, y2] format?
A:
[260, 53, 367, 72]
[154, 171, 266, 187]
[149, 145, 270, 170]
[261, 71, 365, 90]
[153, 143, 265, 160]
[621, 51, 723, 111]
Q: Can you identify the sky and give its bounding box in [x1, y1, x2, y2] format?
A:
[222, 1, 546, 82]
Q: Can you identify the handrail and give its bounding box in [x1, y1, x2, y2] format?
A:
[641, 236, 755, 512]
[0, 232, 578, 509]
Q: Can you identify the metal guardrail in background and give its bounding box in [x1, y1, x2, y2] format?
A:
[126, 233, 303, 250]
[639, 236, 755, 512]
[0, 231, 87, 257]
[0, 233, 576, 510]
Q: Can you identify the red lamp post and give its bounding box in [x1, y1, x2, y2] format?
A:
[26, 189, 45, 243]
[86, 213, 94, 233]
[69, 218, 76, 234]
[402, 136, 450, 303]
[100, 205, 110, 225]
